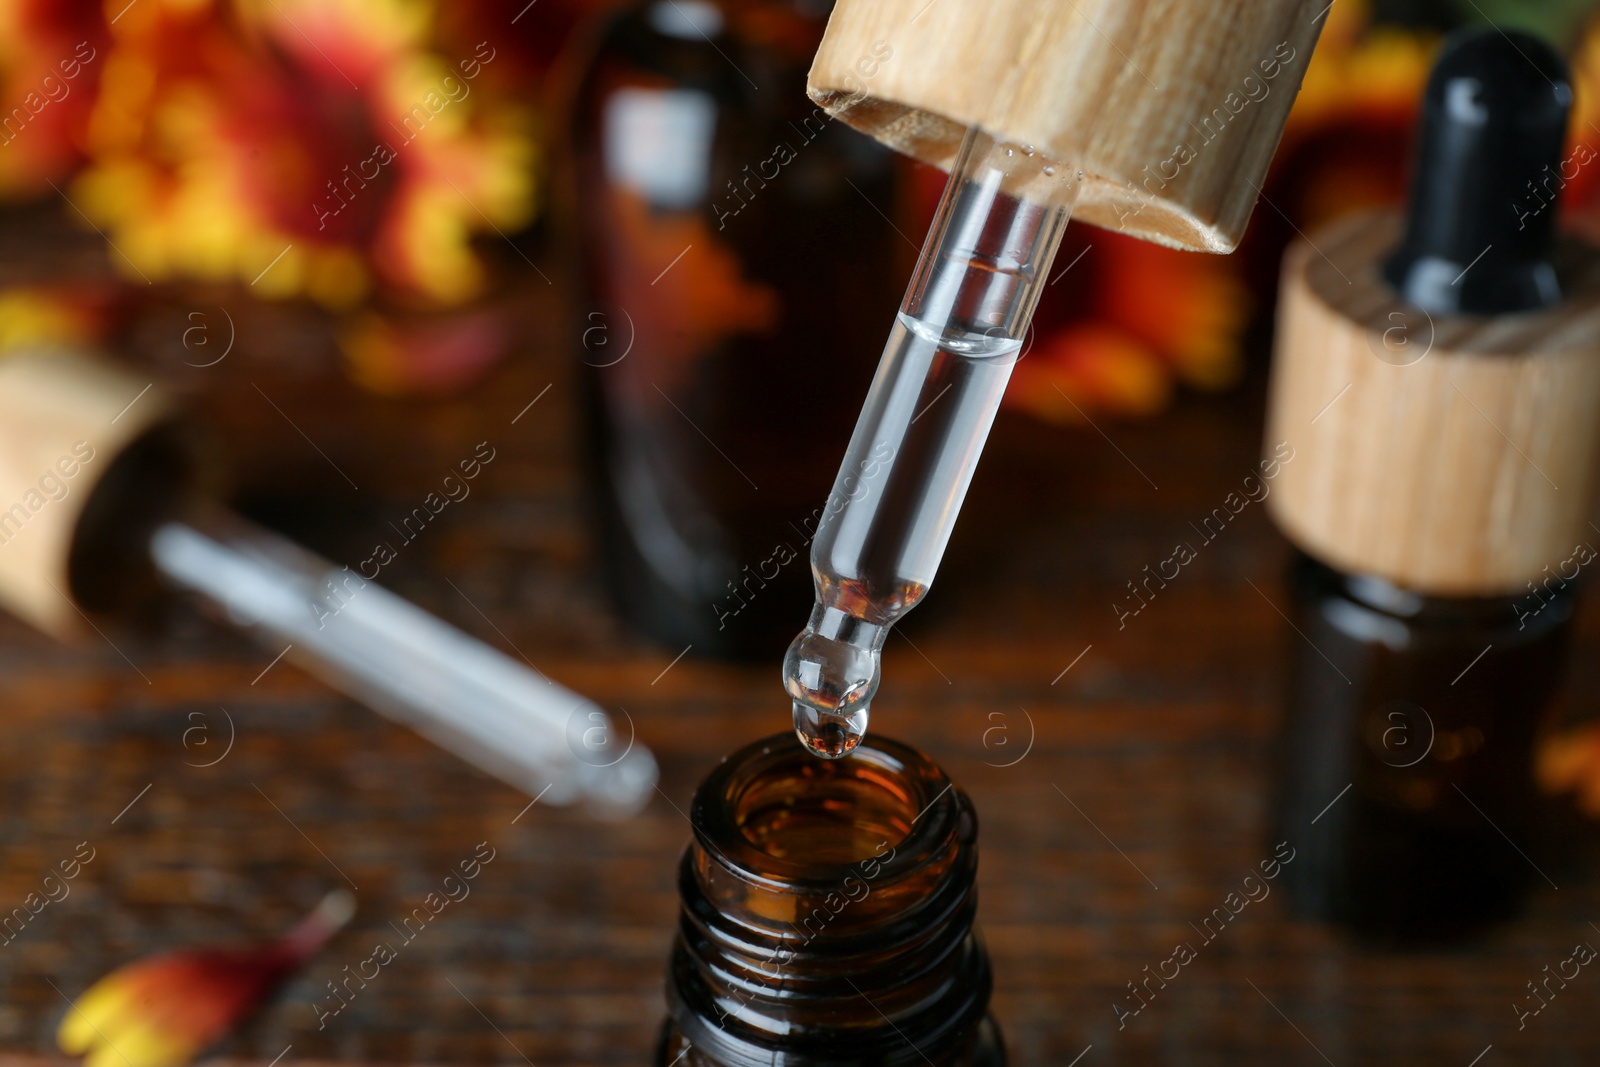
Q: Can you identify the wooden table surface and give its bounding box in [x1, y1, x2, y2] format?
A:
[1, 225, 1599, 1067]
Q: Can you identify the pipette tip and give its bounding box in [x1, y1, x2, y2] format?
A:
[783, 605, 883, 759]
[792, 700, 868, 759]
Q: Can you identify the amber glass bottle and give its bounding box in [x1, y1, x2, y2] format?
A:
[657, 734, 1004, 1065]
[1275, 555, 1574, 937]
[567, 0, 899, 659]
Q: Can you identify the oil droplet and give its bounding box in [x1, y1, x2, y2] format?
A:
[793, 702, 867, 759]
[783, 608, 885, 761]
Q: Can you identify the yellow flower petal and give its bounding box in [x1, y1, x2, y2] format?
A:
[0, 290, 95, 353]
[82, 1030, 185, 1067]
[58, 974, 140, 1055]
[87, 1015, 196, 1067]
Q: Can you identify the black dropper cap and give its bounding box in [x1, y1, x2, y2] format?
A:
[1383, 27, 1572, 315]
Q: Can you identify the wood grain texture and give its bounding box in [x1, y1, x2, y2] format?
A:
[807, 0, 1326, 252]
[1265, 211, 1600, 595]
[0, 214, 1597, 1066]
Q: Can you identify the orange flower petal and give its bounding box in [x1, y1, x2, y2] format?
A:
[59, 891, 353, 1067]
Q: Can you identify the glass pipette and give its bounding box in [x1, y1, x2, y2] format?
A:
[149, 512, 658, 814]
[783, 128, 1080, 758]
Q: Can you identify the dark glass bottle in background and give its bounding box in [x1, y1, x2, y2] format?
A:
[1266, 29, 1583, 941]
[657, 733, 1005, 1066]
[1275, 553, 1574, 939]
[566, 0, 900, 659]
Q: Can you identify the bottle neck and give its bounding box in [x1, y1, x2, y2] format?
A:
[1291, 550, 1577, 636]
[665, 735, 992, 1066]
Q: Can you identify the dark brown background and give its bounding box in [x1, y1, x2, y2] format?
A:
[0, 220, 1598, 1067]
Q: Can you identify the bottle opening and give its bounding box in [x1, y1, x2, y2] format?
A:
[733, 750, 916, 864]
[691, 733, 966, 892]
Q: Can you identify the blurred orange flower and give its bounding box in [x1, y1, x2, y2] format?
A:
[0, 0, 546, 392]
[1539, 723, 1600, 818]
[1562, 12, 1600, 239]
[1010, 231, 1254, 423]
[57, 890, 353, 1067]
[341, 304, 510, 395]
[0, 283, 118, 351]
[1006, 0, 1433, 425]
[59, 0, 534, 309]
[0, 0, 106, 197]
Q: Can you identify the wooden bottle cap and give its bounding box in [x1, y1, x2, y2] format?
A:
[806, 0, 1327, 252]
[0, 352, 200, 637]
[1264, 211, 1600, 596]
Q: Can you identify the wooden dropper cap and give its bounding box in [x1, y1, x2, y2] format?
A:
[1264, 29, 1600, 596]
[806, 0, 1329, 252]
[0, 352, 212, 637]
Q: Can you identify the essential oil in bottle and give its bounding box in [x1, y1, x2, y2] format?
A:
[657, 733, 1005, 1065]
